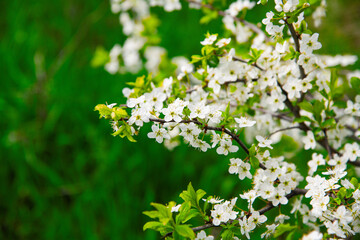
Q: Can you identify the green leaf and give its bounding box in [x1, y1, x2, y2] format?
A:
[351, 177, 359, 189]
[150, 203, 172, 222]
[91, 46, 110, 68]
[180, 209, 200, 224]
[143, 210, 161, 219]
[260, 0, 268, 5]
[334, 198, 341, 205]
[127, 75, 145, 88]
[286, 230, 296, 240]
[283, 46, 297, 61]
[196, 189, 206, 203]
[191, 55, 203, 64]
[298, 101, 313, 113]
[222, 102, 231, 120]
[338, 187, 346, 199]
[250, 156, 259, 170]
[313, 100, 325, 123]
[176, 202, 191, 224]
[94, 104, 112, 118]
[320, 118, 336, 129]
[112, 108, 128, 121]
[175, 225, 195, 239]
[350, 77, 360, 92]
[200, 10, 218, 24]
[293, 116, 314, 123]
[274, 224, 297, 238]
[180, 183, 198, 207]
[112, 124, 136, 142]
[221, 229, 233, 240]
[346, 189, 353, 199]
[143, 221, 166, 231]
[319, 89, 329, 99]
[249, 144, 256, 157]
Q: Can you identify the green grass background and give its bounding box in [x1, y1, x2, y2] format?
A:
[1, 0, 359, 239]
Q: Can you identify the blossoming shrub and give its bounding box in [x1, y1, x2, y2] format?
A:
[95, 0, 360, 239]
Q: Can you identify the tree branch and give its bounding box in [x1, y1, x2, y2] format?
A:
[145, 117, 250, 155]
[267, 126, 301, 138]
[162, 187, 307, 238]
[285, 21, 306, 80]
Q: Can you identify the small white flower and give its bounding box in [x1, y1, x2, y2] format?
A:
[195, 230, 214, 240]
[302, 131, 316, 150]
[171, 204, 181, 212]
[235, 117, 256, 128]
[256, 135, 273, 149]
[201, 34, 217, 45]
[147, 124, 170, 143]
[215, 38, 231, 47]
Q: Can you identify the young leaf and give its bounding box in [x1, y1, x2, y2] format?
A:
[94, 104, 112, 118]
[176, 202, 191, 224]
[273, 224, 297, 237]
[350, 77, 360, 92]
[143, 221, 166, 231]
[175, 225, 195, 239]
[298, 102, 313, 113]
[250, 156, 260, 170]
[221, 229, 233, 240]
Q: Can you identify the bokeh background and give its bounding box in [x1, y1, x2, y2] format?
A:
[1, 0, 360, 239]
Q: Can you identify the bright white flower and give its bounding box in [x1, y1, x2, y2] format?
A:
[248, 211, 267, 229]
[344, 100, 360, 116]
[194, 139, 211, 152]
[128, 108, 150, 127]
[164, 0, 181, 12]
[256, 135, 273, 149]
[301, 230, 323, 240]
[216, 139, 239, 155]
[275, 0, 299, 12]
[238, 161, 252, 180]
[195, 230, 214, 240]
[324, 220, 346, 238]
[343, 142, 360, 162]
[274, 214, 290, 224]
[258, 183, 275, 199]
[300, 33, 322, 55]
[179, 123, 201, 142]
[162, 99, 187, 123]
[261, 224, 278, 238]
[171, 204, 181, 212]
[229, 158, 242, 174]
[201, 34, 217, 45]
[211, 198, 238, 226]
[206, 106, 222, 125]
[147, 124, 170, 143]
[270, 188, 288, 206]
[189, 101, 210, 119]
[283, 78, 302, 99]
[333, 205, 352, 225]
[340, 179, 354, 189]
[308, 153, 325, 175]
[235, 117, 256, 128]
[302, 131, 316, 150]
[215, 38, 231, 47]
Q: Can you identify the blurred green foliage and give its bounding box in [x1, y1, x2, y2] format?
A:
[1, 0, 359, 239]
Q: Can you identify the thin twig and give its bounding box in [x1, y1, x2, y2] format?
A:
[267, 126, 301, 138]
[285, 21, 306, 80]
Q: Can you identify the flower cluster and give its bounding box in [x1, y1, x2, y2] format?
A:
[96, 0, 360, 239]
